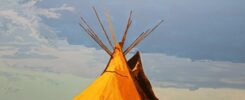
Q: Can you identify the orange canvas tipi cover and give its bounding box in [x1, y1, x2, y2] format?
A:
[75, 7, 162, 100]
[73, 45, 141, 100]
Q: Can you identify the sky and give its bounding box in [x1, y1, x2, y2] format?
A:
[0, 0, 245, 98]
[36, 0, 245, 63]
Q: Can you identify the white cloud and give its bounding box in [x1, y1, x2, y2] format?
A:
[49, 4, 75, 12]
[1, 43, 245, 89]
[23, 1, 75, 19]
[0, 0, 74, 46]
[141, 53, 245, 89]
[0, 9, 42, 42]
[0, 45, 108, 78]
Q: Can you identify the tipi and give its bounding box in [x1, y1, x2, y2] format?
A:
[74, 7, 163, 100]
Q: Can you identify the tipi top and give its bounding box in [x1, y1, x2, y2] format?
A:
[74, 7, 162, 100]
[79, 7, 163, 56]
[74, 44, 142, 100]
[105, 44, 130, 77]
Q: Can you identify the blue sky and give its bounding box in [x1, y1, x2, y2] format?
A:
[0, 0, 245, 91]
[37, 0, 245, 63]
